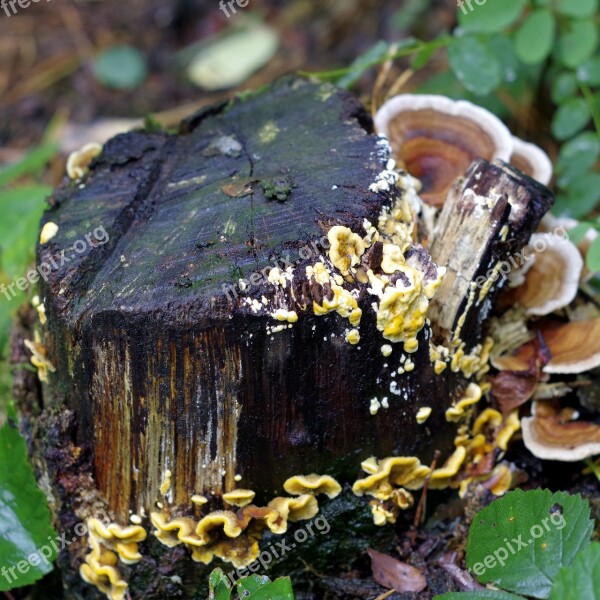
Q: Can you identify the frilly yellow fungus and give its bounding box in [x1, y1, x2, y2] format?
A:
[381, 344, 393, 357]
[195, 511, 243, 544]
[267, 495, 319, 530]
[445, 383, 483, 422]
[223, 489, 256, 507]
[24, 332, 55, 383]
[32, 296, 47, 325]
[352, 456, 431, 496]
[80, 537, 128, 600]
[67, 142, 102, 180]
[150, 512, 201, 547]
[391, 488, 414, 509]
[381, 243, 406, 274]
[88, 519, 147, 544]
[283, 474, 342, 499]
[312, 284, 361, 327]
[416, 407, 432, 424]
[472, 408, 503, 435]
[327, 225, 365, 275]
[191, 494, 208, 506]
[191, 536, 261, 569]
[370, 503, 397, 526]
[428, 446, 467, 490]
[495, 410, 521, 452]
[40, 222, 59, 244]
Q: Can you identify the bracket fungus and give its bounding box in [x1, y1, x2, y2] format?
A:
[493, 318, 600, 374]
[522, 401, 600, 461]
[508, 233, 583, 316]
[510, 137, 553, 186]
[374, 94, 513, 206]
[66, 142, 102, 180]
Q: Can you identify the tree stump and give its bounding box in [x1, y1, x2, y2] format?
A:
[24, 77, 553, 598]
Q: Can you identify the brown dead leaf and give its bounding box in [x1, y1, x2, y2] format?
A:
[491, 331, 551, 417]
[368, 548, 427, 593]
[221, 178, 256, 198]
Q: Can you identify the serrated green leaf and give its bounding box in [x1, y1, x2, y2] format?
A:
[236, 574, 272, 595]
[434, 591, 526, 600]
[246, 577, 294, 599]
[0, 420, 57, 591]
[556, 20, 599, 68]
[556, 0, 598, 18]
[586, 235, 600, 272]
[552, 72, 578, 104]
[449, 36, 502, 95]
[550, 542, 600, 600]
[577, 56, 600, 86]
[92, 45, 147, 90]
[551, 97, 591, 139]
[457, 0, 526, 33]
[208, 568, 232, 600]
[514, 9, 556, 65]
[466, 489, 594, 599]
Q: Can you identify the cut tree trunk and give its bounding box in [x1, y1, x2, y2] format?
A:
[22, 77, 552, 598]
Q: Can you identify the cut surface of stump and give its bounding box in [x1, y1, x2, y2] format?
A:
[26, 77, 553, 597]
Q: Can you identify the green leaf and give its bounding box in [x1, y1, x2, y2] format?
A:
[434, 592, 527, 600]
[514, 9, 556, 65]
[489, 35, 521, 83]
[449, 35, 503, 95]
[551, 97, 591, 139]
[457, 0, 526, 33]
[556, 0, 598, 18]
[0, 144, 57, 189]
[245, 578, 295, 599]
[555, 173, 600, 217]
[208, 568, 232, 600]
[550, 542, 600, 599]
[565, 222, 595, 244]
[552, 72, 578, 104]
[237, 575, 272, 595]
[555, 132, 600, 183]
[92, 45, 148, 90]
[337, 40, 393, 88]
[577, 56, 600, 85]
[466, 489, 594, 599]
[556, 20, 599, 68]
[587, 235, 600, 272]
[392, 0, 429, 31]
[0, 420, 57, 591]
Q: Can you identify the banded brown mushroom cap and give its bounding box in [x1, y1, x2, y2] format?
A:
[374, 94, 513, 206]
[522, 401, 600, 461]
[509, 233, 583, 316]
[492, 318, 600, 374]
[510, 137, 553, 185]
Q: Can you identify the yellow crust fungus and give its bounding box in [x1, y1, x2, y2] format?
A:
[160, 469, 172, 495]
[222, 489, 256, 507]
[67, 142, 102, 180]
[345, 329, 360, 345]
[272, 309, 298, 323]
[40, 222, 59, 244]
[445, 383, 483, 422]
[327, 225, 366, 275]
[416, 407, 432, 424]
[24, 332, 56, 383]
[283, 474, 342, 499]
